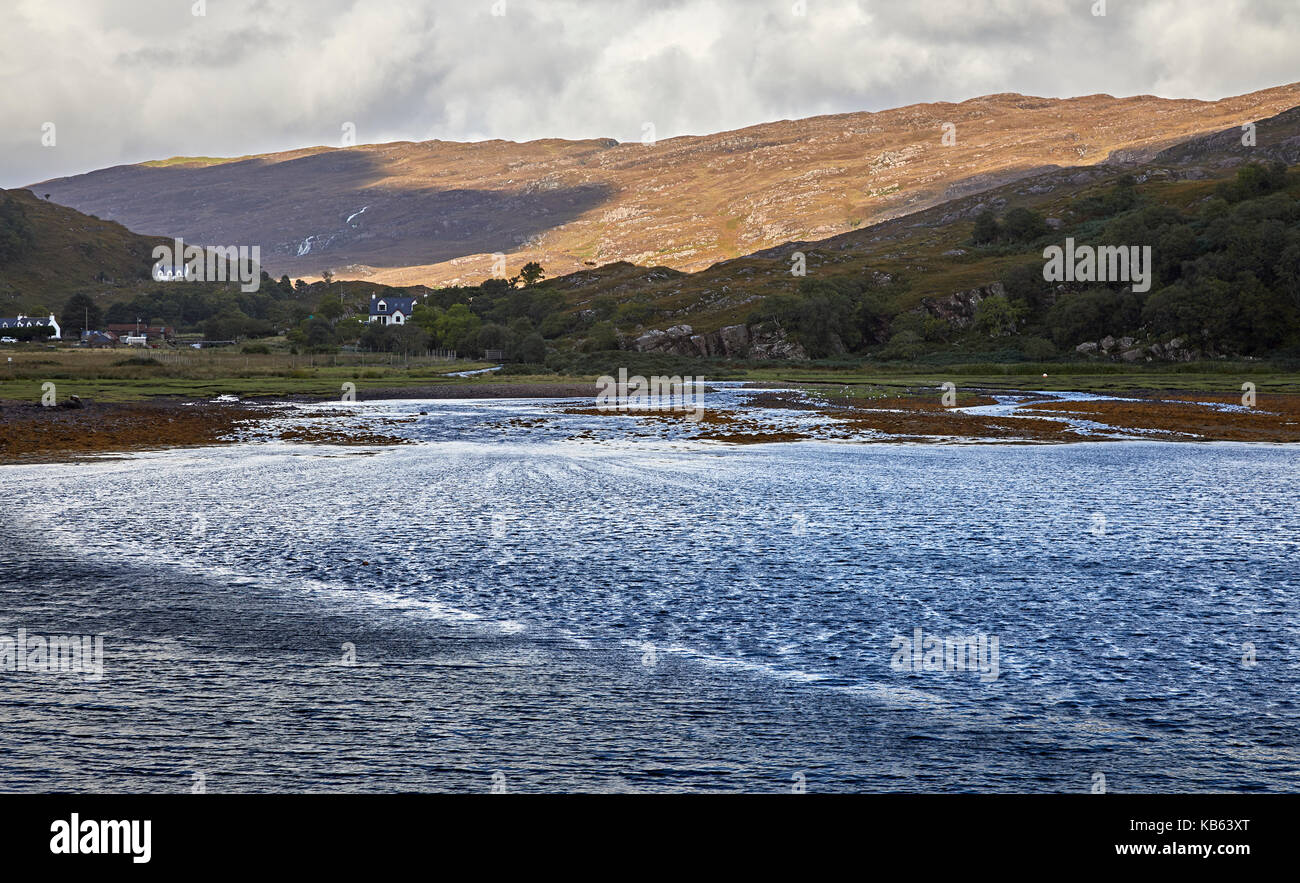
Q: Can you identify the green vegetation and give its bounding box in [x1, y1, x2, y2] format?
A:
[1038, 162, 1298, 356]
[0, 349, 501, 402]
[971, 206, 1048, 245]
[732, 163, 1300, 363]
[0, 324, 55, 342]
[6, 154, 1300, 389]
[2, 344, 1295, 405]
[60, 292, 103, 339]
[0, 197, 36, 265]
[139, 155, 259, 168]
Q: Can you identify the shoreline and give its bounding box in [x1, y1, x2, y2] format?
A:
[4, 381, 1300, 464]
[0, 382, 598, 464]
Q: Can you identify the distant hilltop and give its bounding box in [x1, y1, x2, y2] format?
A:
[29, 82, 1300, 288]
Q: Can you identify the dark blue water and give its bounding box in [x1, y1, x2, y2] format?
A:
[0, 395, 1297, 792]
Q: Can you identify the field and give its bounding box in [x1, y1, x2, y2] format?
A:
[2, 346, 1299, 404]
[0, 348, 498, 402]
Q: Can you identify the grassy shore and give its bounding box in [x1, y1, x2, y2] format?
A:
[0, 349, 507, 403]
[2, 347, 1298, 404]
[741, 362, 1300, 395]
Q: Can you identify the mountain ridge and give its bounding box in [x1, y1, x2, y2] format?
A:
[32, 82, 1300, 288]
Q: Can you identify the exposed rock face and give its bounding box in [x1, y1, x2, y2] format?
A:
[1152, 105, 1300, 167]
[631, 322, 807, 360]
[920, 282, 1004, 327]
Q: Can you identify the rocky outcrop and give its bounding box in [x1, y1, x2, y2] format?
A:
[1074, 335, 1206, 362]
[1152, 105, 1300, 168]
[631, 322, 807, 360]
[920, 282, 1004, 328]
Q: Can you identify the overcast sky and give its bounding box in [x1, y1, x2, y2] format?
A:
[3, 0, 1298, 188]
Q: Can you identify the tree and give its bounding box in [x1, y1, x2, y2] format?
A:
[360, 323, 429, 354]
[203, 309, 254, 341]
[1002, 207, 1047, 243]
[304, 318, 336, 351]
[1045, 288, 1129, 346]
[321, 269, 335, 285]
[513, 332, 547, 363]
[973, 295, 1019, 337]
[334, 317, 365, 344]
[315, 297, 345, 323]
[539, 312, 568, 338]
[0, 197, 36, 265]
[505, 316, 535, 348]
[433, 303, 481, 352]
[518, 262, 546, 287]
[794, 293, 851, 357]
[411, 302, 443, 336]
[476, 323, 507, 351]
[971, 209, 1000, 245]
[1217, 161, 1289, 203]
[1001, 262, 1054, 316]
[580, 321, 619, 352]
[60, 292, 103, 339]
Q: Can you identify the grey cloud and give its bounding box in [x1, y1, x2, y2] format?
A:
[3, 0, 1298, 188]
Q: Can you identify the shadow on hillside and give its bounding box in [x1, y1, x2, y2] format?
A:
[36, 148, 616, 274]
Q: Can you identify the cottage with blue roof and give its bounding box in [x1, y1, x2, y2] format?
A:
[368, 293, 418, 327]
[0, 313, 60, 340]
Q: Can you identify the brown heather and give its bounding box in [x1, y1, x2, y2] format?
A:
[32, 84, 1300, 288]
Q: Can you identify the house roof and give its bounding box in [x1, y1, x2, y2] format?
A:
[0, 316, 54, 327]
[370, 296, 417, 316]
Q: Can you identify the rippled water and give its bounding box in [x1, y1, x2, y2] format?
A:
[1, 392, 1297, 792]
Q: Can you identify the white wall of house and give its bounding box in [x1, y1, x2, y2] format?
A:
[0, 313, 59, 339]
[368, 294, 415, 326]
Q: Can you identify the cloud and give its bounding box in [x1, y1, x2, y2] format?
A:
[3, 0, 1298, 188]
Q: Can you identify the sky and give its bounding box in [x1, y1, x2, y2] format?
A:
[3, 0, 1298, 188]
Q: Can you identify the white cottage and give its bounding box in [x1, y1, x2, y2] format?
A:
[0, 313, 60, 340]
[368, 293, 419, 326]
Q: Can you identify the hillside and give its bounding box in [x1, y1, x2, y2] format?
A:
[0, 188, 169, 316]
[0, 187, 435, 338]
[32, 83, 1300, 289]
[10, 95, 1300, 368]
[527, 104, 1300, 364]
